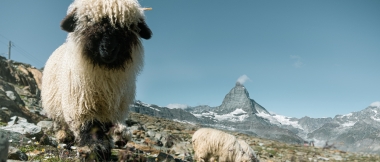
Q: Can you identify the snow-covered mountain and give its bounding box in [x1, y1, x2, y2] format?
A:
[186, 82, 304, 144]
[185, 83, 380, 153]
[131, 82, 380, 153]
[306, 105, 380, 153]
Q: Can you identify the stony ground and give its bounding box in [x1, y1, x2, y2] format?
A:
[3, 112, 380, 161]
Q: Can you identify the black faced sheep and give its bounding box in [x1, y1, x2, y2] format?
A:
[41, 0, 152, 160]
[192, 128, 255, 162]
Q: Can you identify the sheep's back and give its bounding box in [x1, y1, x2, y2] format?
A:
[192, 128, 240, 161]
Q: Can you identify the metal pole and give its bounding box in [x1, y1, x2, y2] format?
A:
[8, 41, 11, 60]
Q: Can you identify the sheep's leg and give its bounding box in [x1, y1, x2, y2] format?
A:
[53, 121, 75, 144]
[194, 151, 208, 162]
[109, 122, 131, 148]
[77, 120, 113, 161]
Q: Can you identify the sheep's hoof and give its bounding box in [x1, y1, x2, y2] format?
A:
[110, 124, 131, 148]
[78, 121, 113, 161]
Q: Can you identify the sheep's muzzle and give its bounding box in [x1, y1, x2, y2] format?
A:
[99, 30, 120, 64]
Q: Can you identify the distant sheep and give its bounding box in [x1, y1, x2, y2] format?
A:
[41, 0, 151, 160]
[192, 128, 254, 162]
[238, 139, 259, 162]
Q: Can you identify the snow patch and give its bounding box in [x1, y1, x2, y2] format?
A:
[167, 103, 188, 109]
[257, 111, 303, 130]
[172, 119, 196, 125]
[339, 113, 353, 118]
[149, 107, 160, 111]
[371, 116, 380, 122]
[342, 121, 356, 127]
[213, 109, 249, 122]
[138, 101, 161, 111]
[193, 109, 249, 122]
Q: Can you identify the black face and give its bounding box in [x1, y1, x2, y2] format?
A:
[60, 10, 152, 70]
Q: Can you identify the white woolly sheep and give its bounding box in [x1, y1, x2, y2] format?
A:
[192, 128, 254, 162]
[41, 0, 151, 160]
[238, 139, 259, 162]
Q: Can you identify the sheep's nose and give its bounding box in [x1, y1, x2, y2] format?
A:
[99, 35, 119, 63]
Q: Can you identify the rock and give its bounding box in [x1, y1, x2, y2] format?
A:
[146, 130, 156, 137]
[170, 142, 191, 158]
[0, 81, 45, 123]
[2, 116, 43, 140]
[0, 107, 10, 123]
[161, 135, 175, 148]
[155, 133, 163, 140]
[8, 146, 28, 161]
[5, 91, 16, 100]
[0, 129, 31, 145]
[331, 155, 343, 160]
[27, 67, 42, 90]
[39, 134, 51, 145]
[0, 130, 9, 162]
[37, 120, 53, 131]
[156, 152, 176, 162]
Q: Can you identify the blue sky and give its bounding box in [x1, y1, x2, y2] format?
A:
[0, 0, 379, 118]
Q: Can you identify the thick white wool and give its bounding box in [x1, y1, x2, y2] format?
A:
[41, 0, 145, 137]
[192, 128, 253, 162]
[238, 139, 258, 162]
[68, 0, 144, 28]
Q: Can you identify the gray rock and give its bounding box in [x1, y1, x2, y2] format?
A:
[0, 130, 9, 162]
[161, 135, 175, 148]
[0, 129, 31, 145]
[2, 116, 43, 140]
[156, 152, 176, 162]
[155, 133, 163, 140]
[130, 101, 201, 123]
[37, 121, 53, 131]
[146, 130, 156, 137]
[5, 91, 16, 101]
[8, 146, 28, 161]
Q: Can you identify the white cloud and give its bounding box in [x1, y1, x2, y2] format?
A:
[370, 101, 380, 108]
[166, 103, 188, 109]
[237, 75, 250, 85]
[290, 55, 303, 68]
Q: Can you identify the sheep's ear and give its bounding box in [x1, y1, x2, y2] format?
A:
[60, 9, 77, 32]
[138, 20, 152, 39]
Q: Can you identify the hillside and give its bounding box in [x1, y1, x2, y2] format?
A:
[1, 57, 380, 161]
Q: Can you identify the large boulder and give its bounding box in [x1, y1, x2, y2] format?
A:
[0, 130, 9, 162]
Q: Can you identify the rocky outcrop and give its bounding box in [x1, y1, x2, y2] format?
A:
[0, 130, 9, 162]
[215, 82, 269, 115]
[0, 57, 45, 124]
[130, 101, 202, 123]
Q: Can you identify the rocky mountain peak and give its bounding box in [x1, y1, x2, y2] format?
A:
[215, 83, 255, 115]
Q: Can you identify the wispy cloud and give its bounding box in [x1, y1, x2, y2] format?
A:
[237, 75, 251, 85]
[370, 101, 380, 108]
[290, 55, 303, 68]
[166, 103, 188, 109]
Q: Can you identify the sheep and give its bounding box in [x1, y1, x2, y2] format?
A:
[192, 128, 254, 162]
[41, 0, 152, 160]
[237, 139, 259, 162]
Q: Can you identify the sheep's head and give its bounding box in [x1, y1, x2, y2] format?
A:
[60, 0, 152, 69]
